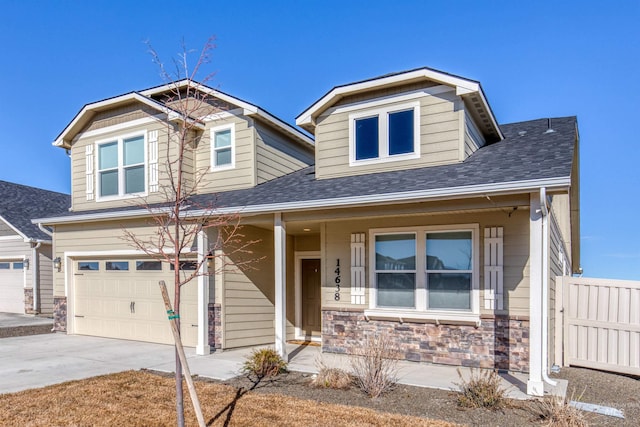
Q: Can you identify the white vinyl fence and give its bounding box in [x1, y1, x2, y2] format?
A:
[557, 276, 640, 376]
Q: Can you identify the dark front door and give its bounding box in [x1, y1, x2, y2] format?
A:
[301, 258, 321, 337]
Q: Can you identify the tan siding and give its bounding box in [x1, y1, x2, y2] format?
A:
[315, 88, 462, 179]
[321, 209, 531, 316]
[220, 226, 276, 349]
[37, 244, 54, 314]
[80, 103, 159, 133]
[464, 110, 486, 157]
[334, 81, 438, 106]
[0, 219, 19, 237]
[195, 114, 256, 193]
[548, 209, 568, 365]
[254, 122, 313, 184]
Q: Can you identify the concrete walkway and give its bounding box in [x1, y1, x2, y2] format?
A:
[0, 334, 565, 399]
[0, 312, 53, 338]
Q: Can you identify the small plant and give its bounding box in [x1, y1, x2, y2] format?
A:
[312, 358, 352, 389]
[241, 347, 287, 380]
[531, 392, 589, 427]
[455, 368, 508, 409]
[350, 335, 399, 398]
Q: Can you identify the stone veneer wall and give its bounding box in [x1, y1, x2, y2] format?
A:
[24, 288, 35, 314]
[322, 309, 529, 372]
[53, 296, 67, 332]
[208, 303, 222, 350]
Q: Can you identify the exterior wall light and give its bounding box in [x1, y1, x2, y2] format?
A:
[53, 257, 62, 272]
[24, 258, 30, 270]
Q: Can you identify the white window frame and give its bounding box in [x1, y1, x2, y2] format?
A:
[210, 123, 236, 171]
[95, 131, 148, 201]
[366, 224, 480, 322]
[348, 100, 421, 167]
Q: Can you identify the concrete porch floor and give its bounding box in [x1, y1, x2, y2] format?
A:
[190, 343, 566, 400]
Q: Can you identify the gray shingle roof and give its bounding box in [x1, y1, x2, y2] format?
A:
[0, 181, 70, 239]
[38, 116, 577, 221]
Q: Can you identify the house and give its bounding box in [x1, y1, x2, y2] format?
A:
[34, 67, 580, 396]
[0, 181, 69, 315]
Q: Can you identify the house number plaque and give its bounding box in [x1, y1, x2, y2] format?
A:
[334, 259, 341, 301]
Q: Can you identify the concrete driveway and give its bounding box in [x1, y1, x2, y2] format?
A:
[0, 333, 245, 394]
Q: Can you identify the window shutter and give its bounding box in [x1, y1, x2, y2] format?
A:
[148, 130, 158, 193]
[350, 232, 366, 305]
[85, 145, 94, 200]
[484, 227, 504, 310]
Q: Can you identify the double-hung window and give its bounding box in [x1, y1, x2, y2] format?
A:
[97, 133, 146, 199]
[368, 225, 479, 320]
[210, 123, 235, 170]
[349, 101, 420, 165]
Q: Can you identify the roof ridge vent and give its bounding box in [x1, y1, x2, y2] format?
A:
[544, 118, 555, 134]
[518, 131, 527, 136]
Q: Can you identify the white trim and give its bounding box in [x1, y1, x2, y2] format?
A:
[348, 101, 421, 167]
[201, 108, 244, 122]
[95, 130, 148, 202]
[364, 309, 480, 324]
[196, 229, 210, 355]
[328, 85, 451, 117]
[274, 213, 287, 359]
[34, 177, 571, 226]
[210, 123, 236, 171]
[297, 68, 480, 126]
[0, 215, 28, 240]
[74, 115, 164, 140]
[0, 255, 28, 261]
[294, 251, 322, 341]
[0, 235, 23, 241]
[367, 223, 480, 319]
[148, 130, 159, 193]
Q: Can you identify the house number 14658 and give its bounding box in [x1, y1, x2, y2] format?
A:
[334, 259, 341, 301]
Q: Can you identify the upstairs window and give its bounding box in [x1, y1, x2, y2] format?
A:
[350, 102, 420, 165]
[210, 123, 235, 170]
[97, 133, 146, 199]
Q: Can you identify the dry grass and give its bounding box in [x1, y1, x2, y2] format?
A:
[0, 370, 456, 426]
[241, 347, 287, 381]
[350, 335, 400, 398]
[454, 368, 508, 409]
[312, 358, 353, 389]
[530, 394, 589, 427]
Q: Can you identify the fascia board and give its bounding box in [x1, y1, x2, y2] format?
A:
[32, 207, 172, 226]
[187, 176, 572, 217]
[296, 68, 481, 127]
[0, 215, 28, 240]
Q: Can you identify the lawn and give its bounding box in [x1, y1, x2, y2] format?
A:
[0, 370, 455, 426]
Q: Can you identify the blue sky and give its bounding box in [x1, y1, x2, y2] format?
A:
[0, 1, 638, 279]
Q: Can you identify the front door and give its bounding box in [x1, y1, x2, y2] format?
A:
[301, 258, 321, 338]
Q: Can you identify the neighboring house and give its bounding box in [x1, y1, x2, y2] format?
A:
[35, 67, 580, 396]
[0, 181, 70, 315]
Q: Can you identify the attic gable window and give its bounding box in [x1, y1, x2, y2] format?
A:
[349, 101, 420, 166]
[210, 123, 235, 170]
[96, 132, 146, 200]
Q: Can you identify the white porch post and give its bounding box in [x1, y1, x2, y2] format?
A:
[196, 228, 210, 355]
[528, 192, 544, 396]
[274, 213, 287, 359]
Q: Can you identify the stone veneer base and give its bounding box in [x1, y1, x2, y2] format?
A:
[322, 309, 529, 372]
[53, 296, 67, 332]
[208, 303, 222, 350]
[24, 288, 35, 314]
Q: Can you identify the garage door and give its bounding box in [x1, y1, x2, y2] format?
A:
[73, 259, 198, 346]
[0, 260, 25, 313]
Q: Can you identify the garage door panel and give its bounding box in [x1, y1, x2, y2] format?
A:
[0, 262, 25, 313]
[73, 260, 198, 347]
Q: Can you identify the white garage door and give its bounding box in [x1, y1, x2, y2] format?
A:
[0, 260, 25, 313]
[73, 259, 198, 346]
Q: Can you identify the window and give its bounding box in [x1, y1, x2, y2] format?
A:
[369, 225, 479, 319]
[210, 123, 235, 170]
[97, 133, 146, 199]
[374, 234, 416, 308]
[106, 261, 129, 271]
[78, 261, 99, 271]
[426, 231, 472, 310]
[0, 262, 9, 269]
[136, 261, 162, 271]
[350, 102, 420, 165]
[170, 260, 198, 271]
[13, 262, 24, 270]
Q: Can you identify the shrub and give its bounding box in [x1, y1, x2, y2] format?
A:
[312, 358, 352, 389]
[531, 393, 589, 427]
[241, 347, 287, 380]
[455, 368, 508, 409]
[350, 335, 399, 398]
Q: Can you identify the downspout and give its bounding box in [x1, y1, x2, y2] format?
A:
[31, 241, 42, 313]
[539, 188, 557, 387]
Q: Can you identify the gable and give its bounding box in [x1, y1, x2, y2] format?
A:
[0, 217, 20, 238]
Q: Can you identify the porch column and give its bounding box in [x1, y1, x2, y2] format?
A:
[196, 228, 210, 355]
[528, 192, 544, 396]
[274, 213, 287, 359]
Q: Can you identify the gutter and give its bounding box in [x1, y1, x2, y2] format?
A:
[539, 188, 557, 387]
[31, 241, 42, 313]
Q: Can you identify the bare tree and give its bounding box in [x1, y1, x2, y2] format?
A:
[121, 38, 258, 426]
